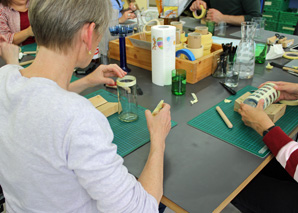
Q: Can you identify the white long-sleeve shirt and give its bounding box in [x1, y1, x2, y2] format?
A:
[0, 65, 158, 212]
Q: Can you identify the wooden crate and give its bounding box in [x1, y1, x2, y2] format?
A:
[109, 33, 223, 84]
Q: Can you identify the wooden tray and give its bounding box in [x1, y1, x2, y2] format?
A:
[109, 33, 223, 84]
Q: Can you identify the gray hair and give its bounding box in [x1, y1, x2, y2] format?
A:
[29, 0, 111, 52]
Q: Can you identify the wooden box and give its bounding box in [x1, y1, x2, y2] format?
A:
[109, 33, 223, 84]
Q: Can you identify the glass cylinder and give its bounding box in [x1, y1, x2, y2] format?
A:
[235, 22, 256, 79]
[172, 69, 186, 96]
[252, 17, 265, 39]
[255, 43, 268, 64]
[243, 83, 280, 109]
[212, 54, 227, 78]
[225, 58, 239, 87]
[117, 75, 138, 122]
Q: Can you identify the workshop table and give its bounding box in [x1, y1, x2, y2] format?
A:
[80, 18, 297, 213]
[84, 60, 296, 213]
[1, 18, 297, 212]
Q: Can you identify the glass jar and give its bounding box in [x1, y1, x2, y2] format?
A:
[235, 22, 256, 79]
[117, 75, 138, 122]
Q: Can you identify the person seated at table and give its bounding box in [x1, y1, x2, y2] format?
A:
[190, 0, 262, 26]
[0, 0, 35, 45]
[0, 0, 172, 212]
[111, 0, 137, 23]
[232, 81, 298, 212]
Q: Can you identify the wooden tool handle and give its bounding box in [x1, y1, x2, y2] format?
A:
[19, 59, 34, 66]
[216, 106, 233, 128]
[23, 51, 37, 55]
[283, 67, 298, 73]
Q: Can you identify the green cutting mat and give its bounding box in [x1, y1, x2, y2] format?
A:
[21, 43, 37, 52]
[20, 43, 37, 68]
[188, 85, 298, 158]
[85, 89, 177, 157]
[70, 75, 79, 82]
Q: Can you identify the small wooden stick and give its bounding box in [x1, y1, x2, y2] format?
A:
[216, 106, 233, 128]
[23, 51, 37, 54]
[19, 59, 34, 66]
[152, 100, 164, 116]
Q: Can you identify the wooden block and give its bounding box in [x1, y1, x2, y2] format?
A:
[265, 104, 286, 123]
[234, 92, 287, 123]
[89, 95, 107, 106]
[277, 37, 287, 44]
[281, 39, 294, 48]
[96, 102, 119, 117]
[88, 95, 119, 117]
[267, 36, 277, 45]
[234, 92, 251, 112]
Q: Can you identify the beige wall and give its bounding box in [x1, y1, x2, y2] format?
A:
[123, 0, 150, 10]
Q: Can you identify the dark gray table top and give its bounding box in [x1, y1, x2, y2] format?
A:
[92, 59, 296, 213]
[80, 47, 297, 212]
[110, 18, 297, 212]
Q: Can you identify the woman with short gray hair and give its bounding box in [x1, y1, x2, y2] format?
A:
[0, 0, 172, 212]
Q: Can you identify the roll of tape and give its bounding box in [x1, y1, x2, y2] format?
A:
[188, 32, 201, 49]
[117, 75, 136, 87]
[203, 49, 211, 56]
[170, 21, 183, 32]
[176, 42, 184, 51]
[283, 52, 298, 60]
[201, 32, 212, 43]
[195, 26, 208, 35]
[176, 49, 196, 61]
[176, 29, 181, 44]
[143, 19, 161, 33]
[201, 32, 212, 56]
[184, 44, 204, 59]
[280, 100, 298, 106]
[180, 31, 187, 43]
[192, 5, 206, 19]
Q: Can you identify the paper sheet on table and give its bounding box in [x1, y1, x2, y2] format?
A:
[212, 36, 240, 46]
[266, 44, 284, 60]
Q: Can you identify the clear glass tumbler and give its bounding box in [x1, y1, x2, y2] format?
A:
[117, 75, 138, 122]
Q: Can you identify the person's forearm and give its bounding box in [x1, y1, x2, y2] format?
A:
[222, 15, 245, 26]
[6, 57, 19, 65]
[68, 77, 94, 94]
[12, 29, 31, 45]
[138, 140, 165, 203]
[263, 127, 298, 182]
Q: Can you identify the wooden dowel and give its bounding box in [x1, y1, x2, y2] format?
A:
[216, 106, 233, 128]
[283, 66, 298, 73]
[19, 59, 34, 66]
[23, 51, 37, 55]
